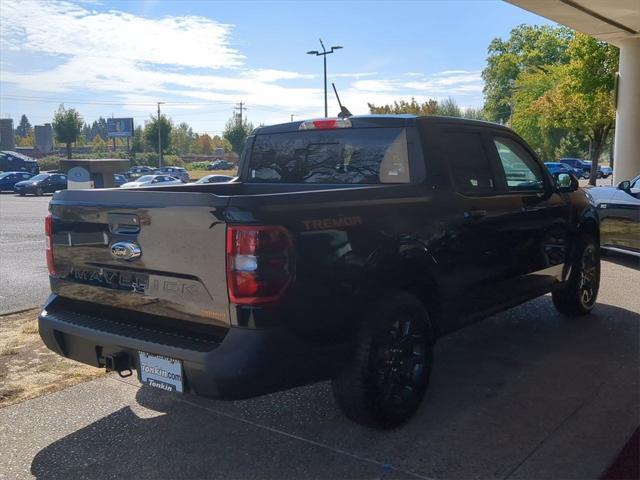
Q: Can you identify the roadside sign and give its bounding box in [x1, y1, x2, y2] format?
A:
[107, 118, 134, 138]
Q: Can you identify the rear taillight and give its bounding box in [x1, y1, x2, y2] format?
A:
[45, 213, 56, 275]
[226, 225, 294, 305]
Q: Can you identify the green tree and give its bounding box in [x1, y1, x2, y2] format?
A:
[554, 131, 589, 160]
[92, 134, 107, 152]
[482, 25, 573, 124]
[436, 97, 462, 117]
[462, 107, 486, 120]
[369, 97, 465, 117]
[510, 68, 566, 160]
[195, 133, 213, 155]
[368, 97, 439, 115]
[211, 135, 232, 152]
[52, 105, 83, 159]
[131, 125, 145, 153]
[170, 122, 196, 155]
[144, 115, 172, 157]
[16, 131, 35, 147]
[223, 115, 253, 154]
[532, 33, 618, 184]
[16, 114, 32, 138]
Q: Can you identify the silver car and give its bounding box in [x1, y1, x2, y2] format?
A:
[120, 174, 184, 188]
[158, 166, 190, 183]
[588, 174, 640, 255]
[195, 174, 235, 184]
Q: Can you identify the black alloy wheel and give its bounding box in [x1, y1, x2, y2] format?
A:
[578, 242, 598, 310]
[552, 234, 600, 316]
[332, 291, 433, 428]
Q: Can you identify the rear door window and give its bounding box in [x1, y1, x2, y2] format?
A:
[441, 130, 495, 195]
[248, 128, 410, 184]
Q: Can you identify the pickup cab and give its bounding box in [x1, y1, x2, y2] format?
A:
[39, 115, 600, 428]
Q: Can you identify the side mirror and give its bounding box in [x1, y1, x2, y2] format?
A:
[555, 173, 578, 192]
[617, 180, 631, 192]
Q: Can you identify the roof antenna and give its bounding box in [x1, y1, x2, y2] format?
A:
[332, 83, 352, 118]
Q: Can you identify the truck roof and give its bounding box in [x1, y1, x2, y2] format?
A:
[254, 114, 509, 135]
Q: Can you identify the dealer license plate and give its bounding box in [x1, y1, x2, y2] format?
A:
[138, 352, 184, 393]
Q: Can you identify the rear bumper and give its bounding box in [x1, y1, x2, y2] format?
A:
[38, 295, 348, 399]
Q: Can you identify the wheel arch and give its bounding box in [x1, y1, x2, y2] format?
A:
[361, 240, 444, 338]
[577, 208, 600, 246]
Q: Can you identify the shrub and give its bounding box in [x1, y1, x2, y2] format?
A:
[38, 156, 64, 171]
[187, 162, 210, 171]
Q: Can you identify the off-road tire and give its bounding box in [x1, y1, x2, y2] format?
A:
[552, 234, 600, 316]
[331, 291, 433, 429]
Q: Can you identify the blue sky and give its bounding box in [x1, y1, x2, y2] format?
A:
[0, 0, 554, 135]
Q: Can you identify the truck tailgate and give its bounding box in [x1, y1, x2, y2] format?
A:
[48, 189, 231, 329]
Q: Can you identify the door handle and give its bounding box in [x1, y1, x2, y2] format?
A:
[521, 206, 544, 212]
[464, 209, 487, 219]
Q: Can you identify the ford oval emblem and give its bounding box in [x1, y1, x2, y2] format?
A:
[110, 241, 141, 261]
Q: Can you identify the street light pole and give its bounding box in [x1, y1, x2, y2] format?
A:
[307, 39, 343, 117]
[157, 102, 164, 168]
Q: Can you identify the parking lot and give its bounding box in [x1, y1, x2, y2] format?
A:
[0, 183, 637, 479]
[0, 193, 50, 314]
[0, 254, 638, 479]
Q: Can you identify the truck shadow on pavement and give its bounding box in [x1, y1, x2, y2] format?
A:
[30, 298, 639, 480]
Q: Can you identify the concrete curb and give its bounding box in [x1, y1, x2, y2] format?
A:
[0, 306, 40, 317]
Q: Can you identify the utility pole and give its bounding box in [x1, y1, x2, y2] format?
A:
[157, 102, 164, 168]
[307, 39, 343, 117]
[235, 101, 245, 124]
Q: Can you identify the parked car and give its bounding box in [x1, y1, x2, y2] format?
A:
[0, 151, 39, 174]
[158, 166, 190, 183]
[120, 174, 183, 188]
[581, 161, 609, 179]
[113, 174, 127, 187]
[0, 171, 35, 191]
[13, 173, 67, 195]
[559, 158, 590, 179]
[125, 166, 158, 180]
[545, 162, 575, 177]
[587, 174, 639, 255]
[39, 115, 599, 428]
[195, 174, 235, 184]
[207, 160, 235, 170]
[599, 165, 613, 178]
[559, 163, 583, 177]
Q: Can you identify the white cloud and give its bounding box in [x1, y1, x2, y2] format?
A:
[241, 69, 315, 82]
[1, 0, 243, 68]
[332, 72, 378, 79]
[351, 80, 395, 92]
[349, 70, 483, 98]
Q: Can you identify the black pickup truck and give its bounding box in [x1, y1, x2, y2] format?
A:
[39, 115, 600, 428]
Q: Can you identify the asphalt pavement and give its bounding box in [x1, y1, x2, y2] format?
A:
[0, 193, 51, 314]
[0, 255, 638, 480]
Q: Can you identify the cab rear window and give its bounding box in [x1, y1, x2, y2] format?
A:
[248, 128, 410, 184]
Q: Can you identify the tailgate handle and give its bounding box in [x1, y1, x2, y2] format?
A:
[108, 213, 140, 234]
